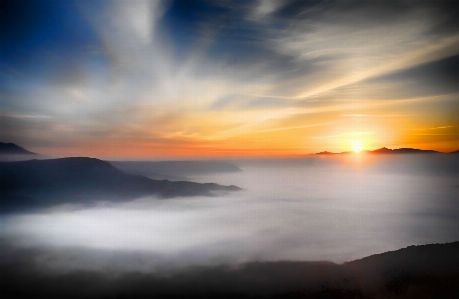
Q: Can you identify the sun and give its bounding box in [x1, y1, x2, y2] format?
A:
[352, 144, 363, 153]
[350, 140, 364, 153]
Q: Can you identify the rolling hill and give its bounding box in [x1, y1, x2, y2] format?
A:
[0, 142, 37, 155]
[0, 157, 241, 213]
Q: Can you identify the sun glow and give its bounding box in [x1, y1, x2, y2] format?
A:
[350, 139, 365, 153]
[352, 144, 363, 153]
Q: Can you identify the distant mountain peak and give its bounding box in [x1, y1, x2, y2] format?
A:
[373, 147, 439, 154]
[372, 147, 391, 152]
[314, 147, 442, 155]
[315, 151, 334, 155]
[0, 142, 37, 155]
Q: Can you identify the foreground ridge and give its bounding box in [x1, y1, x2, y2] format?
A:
[1, 241, 458, 298]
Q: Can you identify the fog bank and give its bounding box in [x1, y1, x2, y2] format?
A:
[2, 156, 458, 275]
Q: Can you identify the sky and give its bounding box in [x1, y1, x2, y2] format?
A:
[1, 0, 459, 158]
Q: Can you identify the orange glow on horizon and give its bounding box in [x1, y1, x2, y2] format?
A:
[29, 114, 459, 160]
[31, 139, 459, 160]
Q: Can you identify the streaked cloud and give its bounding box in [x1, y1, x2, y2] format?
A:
[1, 0, 458, 156]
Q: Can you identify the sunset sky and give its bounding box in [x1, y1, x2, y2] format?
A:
[1, 0, 458, 158]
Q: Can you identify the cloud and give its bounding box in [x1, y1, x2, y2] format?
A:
[1, 0, 459, 155]
[271, 11, 459, 100]
[366, 54, 459, 96]
[250, 0, 285, 20]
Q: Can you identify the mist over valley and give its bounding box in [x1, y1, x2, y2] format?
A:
[1, 143, 458, 297]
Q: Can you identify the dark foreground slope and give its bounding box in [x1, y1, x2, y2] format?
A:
[0, 157, 240, 213]
[345, 242, 459, 298]
[1, 242, 458, 299]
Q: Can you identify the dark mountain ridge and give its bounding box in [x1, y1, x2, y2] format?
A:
[0, 157, 241, 213]
[0, 142, 50, 161]
[369, 147, 439, 154]
[1, 241, 458, 298]
[315, 147, 446, 155]
[0, 142, 37, 155]
[344, 242, 459, 297]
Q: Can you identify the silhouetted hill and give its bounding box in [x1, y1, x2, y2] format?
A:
[368, 147, 392, 154]
[315, 151, 333, 155]
[0, 142, 49, 161]
[0, 142, 36, 155]
[370, 147, 439, 154]
[314, 147, 442, 155]
[0, 157, 241, 213]
[344, 242, 459, 298]
[1, 241, 458, 299]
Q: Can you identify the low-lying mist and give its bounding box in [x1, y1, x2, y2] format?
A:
[2, 154, 458, 276]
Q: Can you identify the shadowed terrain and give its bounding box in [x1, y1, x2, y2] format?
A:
[315, 147, 444, 155]
[0, 157, 241, 213]
[0, 142, 36, 155]
[111, 160, 242, 180]
[0, 242, 457, 299]
[0, 142, 45, 161]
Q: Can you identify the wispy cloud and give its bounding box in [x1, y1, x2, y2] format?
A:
[0, 112, 53, 119]
[316, 131, 374, 139]
[1, 0, 458, 155]
[412, 126, 455, 130]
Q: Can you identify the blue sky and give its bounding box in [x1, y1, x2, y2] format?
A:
[1, 0, 459, 157]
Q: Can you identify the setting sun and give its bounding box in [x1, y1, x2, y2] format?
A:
[351, 141, 364, 153]
[352, 145, 363, 153]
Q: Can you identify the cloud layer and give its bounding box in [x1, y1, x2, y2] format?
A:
[1, 0, 458, 156]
